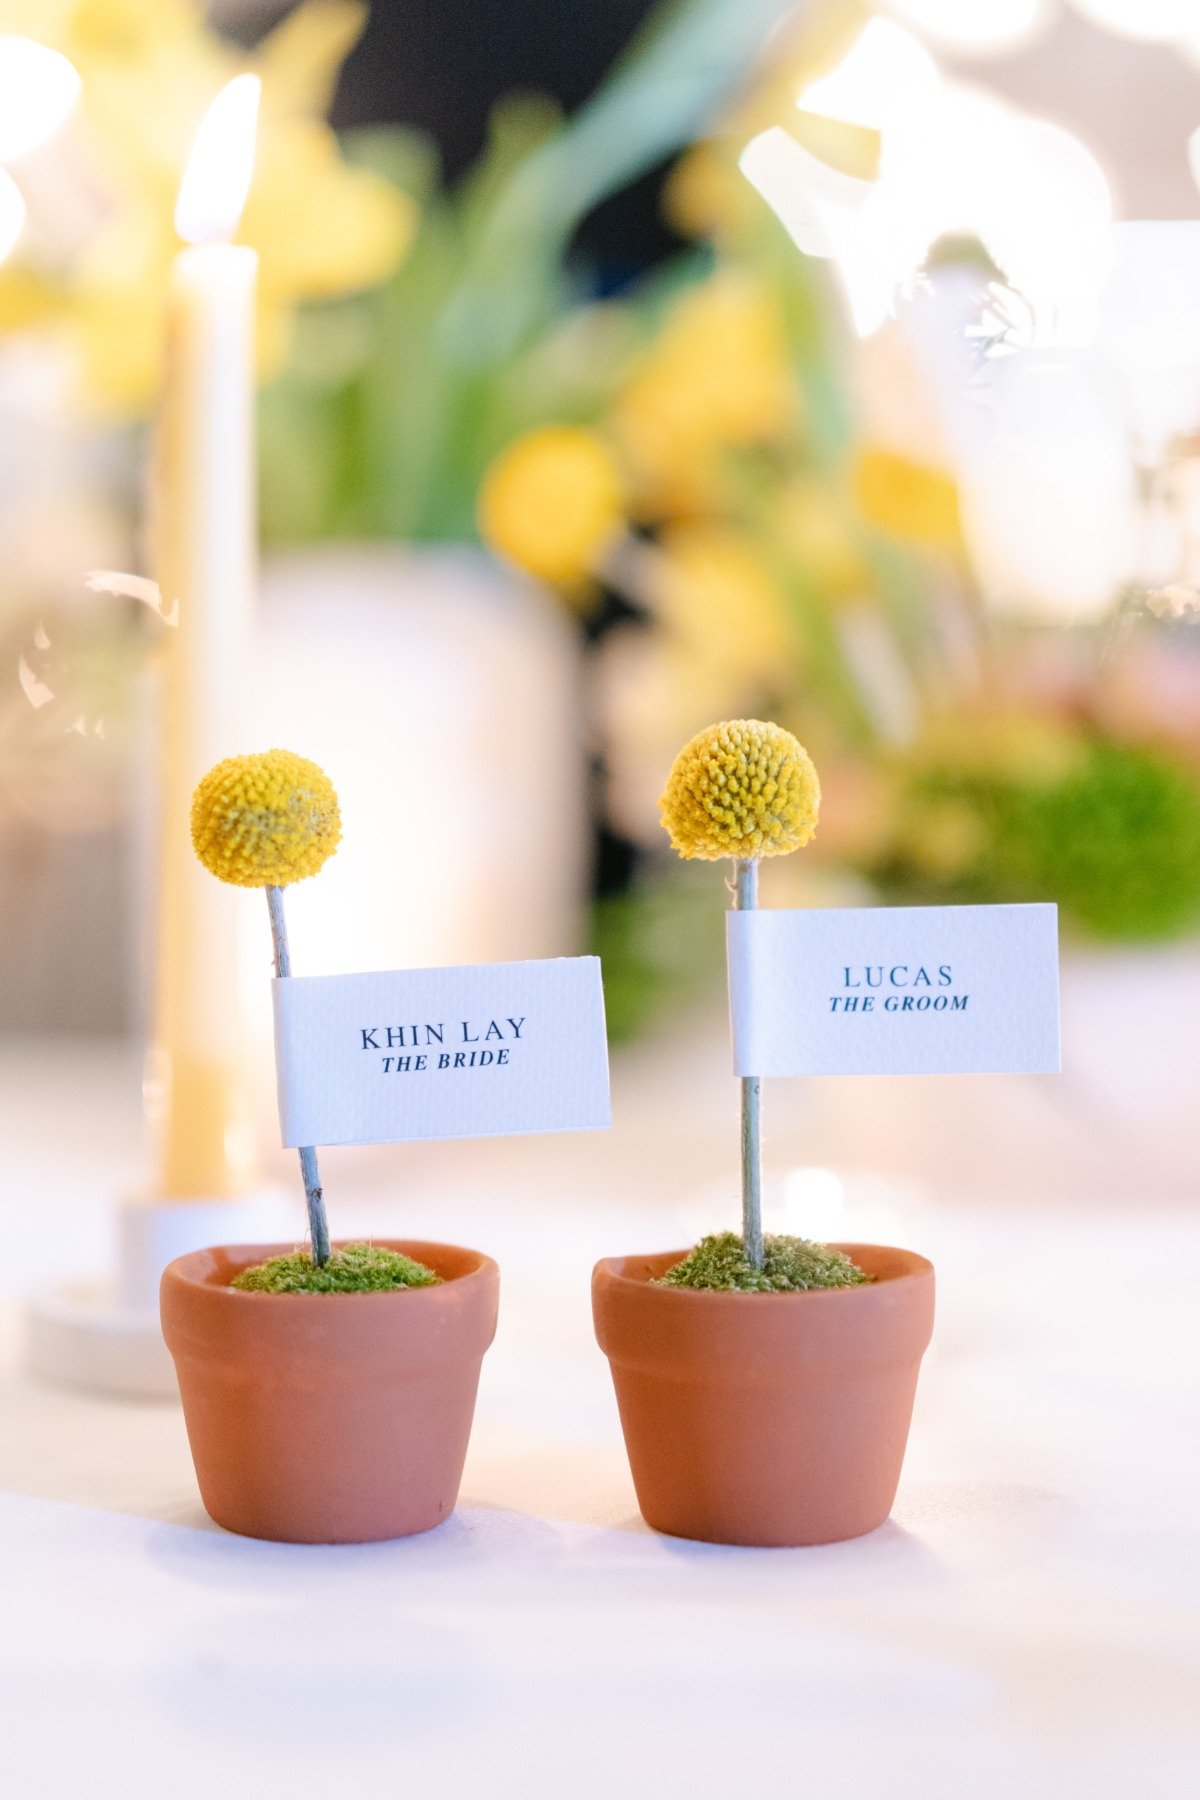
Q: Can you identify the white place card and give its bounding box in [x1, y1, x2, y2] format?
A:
[273, 956, 611, 1148]
[727, 903, 1060, 1078]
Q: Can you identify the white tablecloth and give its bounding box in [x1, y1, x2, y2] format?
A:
[1, 1035, 1197, 1798]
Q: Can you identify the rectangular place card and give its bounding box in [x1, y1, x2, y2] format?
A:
[727, 902, 1060, 1079]
[273, 956, 611, 1148]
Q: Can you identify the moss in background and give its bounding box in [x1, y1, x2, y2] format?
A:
[1001, 740, 1200, 940]
[874, 736, 1200, 943]
[657, 1231, 868, 1293]
[232, 1243, 441, 1294]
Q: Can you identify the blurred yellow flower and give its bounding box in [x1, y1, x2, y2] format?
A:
[0, 0, 414, 413]
[854, 447, 962, 553]
[612, 273, 793, 517]
[649, 523, 793, 684]
[772, 476, 869, 600]
[596, 626, 759, 846]
[663, 144, 755, 242]
[789, 109, 882, 183]
[478, 425, 625, 593]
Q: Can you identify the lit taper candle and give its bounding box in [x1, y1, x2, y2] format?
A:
[151, 74, 261, 1198]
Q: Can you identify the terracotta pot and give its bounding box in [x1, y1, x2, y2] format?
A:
[161, 1239, 499, 1544]
[593, 1243, 934, 1547]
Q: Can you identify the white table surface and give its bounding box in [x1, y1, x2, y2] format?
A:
[1, 1030, 1197, 1799]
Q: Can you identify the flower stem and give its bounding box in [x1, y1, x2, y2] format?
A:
[735, 857, 763, 1272]
[265, 884, 331, 1267]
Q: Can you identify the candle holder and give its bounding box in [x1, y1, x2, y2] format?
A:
[26, 77, 306, 1399]
[25, 1189, 300, 1398]
[591, 719, 935, 1546]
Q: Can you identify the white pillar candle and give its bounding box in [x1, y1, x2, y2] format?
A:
[150, 77, 260, 1199]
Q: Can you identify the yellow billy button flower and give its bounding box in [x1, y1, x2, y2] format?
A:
[660, 719, 820, 862]
[478, 425, 625, 592]
[191, 749, 341, 887]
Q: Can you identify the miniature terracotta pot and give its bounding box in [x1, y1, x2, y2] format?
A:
[593, 1243, 934, 1547]
[161, 1239, 499, 1544]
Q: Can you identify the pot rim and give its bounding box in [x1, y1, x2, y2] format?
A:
[164, 1237, 498, 1303]
[593, 1242, 932, 1305]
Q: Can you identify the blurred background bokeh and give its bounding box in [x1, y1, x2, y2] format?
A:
[2, 0, 1199, 1204]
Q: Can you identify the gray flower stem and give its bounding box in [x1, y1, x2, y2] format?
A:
[265, 884, 331, 1267]
[735, 857, 763, 1272]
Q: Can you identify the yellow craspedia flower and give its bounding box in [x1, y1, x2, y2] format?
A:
[660, 720, 820, 862]
[478, 425, 625, 592]
[191, 750, 341, 887]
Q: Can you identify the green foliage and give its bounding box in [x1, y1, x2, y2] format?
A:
[259, 0, 800, 547]
[657, 1231, 868, 1292]
[874, 736, 1200, 943]
[232, 1243, 441, 1294]
[588, 865, 728, 1042]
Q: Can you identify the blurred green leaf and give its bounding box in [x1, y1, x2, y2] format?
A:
[260, 0, 821, 546]
[589, 865, 728, 1042]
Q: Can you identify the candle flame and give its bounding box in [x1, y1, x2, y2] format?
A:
[174, 73, 261, 247]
